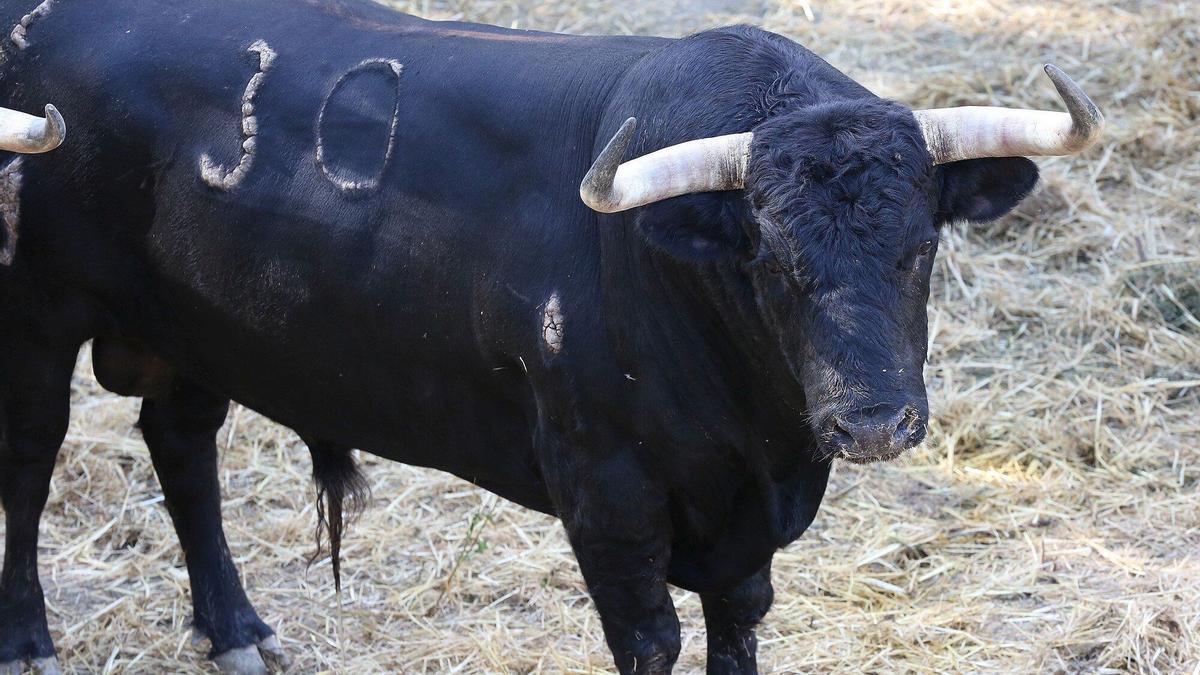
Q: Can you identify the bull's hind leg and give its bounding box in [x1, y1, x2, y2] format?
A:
[138, 379, 287, 674]
[701, 563, 773, 675]
[0, 307, 85, 675]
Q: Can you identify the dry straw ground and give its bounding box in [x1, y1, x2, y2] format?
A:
[3, 0, 1197, 672]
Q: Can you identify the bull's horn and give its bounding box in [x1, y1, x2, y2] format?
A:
[581, 117, 753, 213]
[0, 104, 66, 153]
[913, 64, 1103, 165]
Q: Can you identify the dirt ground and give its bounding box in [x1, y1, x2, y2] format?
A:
[4, 0, 1198, 672]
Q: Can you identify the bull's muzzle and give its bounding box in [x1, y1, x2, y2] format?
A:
[823, 405, 926, 463]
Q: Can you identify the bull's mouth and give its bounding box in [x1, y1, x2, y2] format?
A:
[837, 445, 909, 464]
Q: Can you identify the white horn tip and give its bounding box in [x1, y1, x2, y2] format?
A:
[1042, 64, 1104, 152]
[41, 104, 66, 151]
[580, 117, 637, 213]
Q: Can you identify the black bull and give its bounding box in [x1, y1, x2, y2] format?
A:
[0, 0, 1059, 673]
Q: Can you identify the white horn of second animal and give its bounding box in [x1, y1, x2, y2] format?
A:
[604, 133, 753, 212]
[914, 107, 1080, 164]
[0, 104, 65, 153]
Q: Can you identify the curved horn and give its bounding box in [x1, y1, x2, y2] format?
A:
[0, 104, 66, 153]
[913, 64, 1104, 164]
[580, 117, 753, 213]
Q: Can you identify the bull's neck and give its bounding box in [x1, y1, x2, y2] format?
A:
[597, 221, 808, 436]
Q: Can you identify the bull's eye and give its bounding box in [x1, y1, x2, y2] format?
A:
[764, 258, 784, 275]
[918, 240, 935, 256]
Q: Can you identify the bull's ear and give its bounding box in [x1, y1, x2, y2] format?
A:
[936, 157, 1039, 224]
[634, 195, 750, 262]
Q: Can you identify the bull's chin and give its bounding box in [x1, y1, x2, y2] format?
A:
[835, 445, 911, 464]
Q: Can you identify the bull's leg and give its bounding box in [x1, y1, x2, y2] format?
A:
[139, 382, 287, 674]
[556, 455, 680, 675]
[700, 563, 773, 675]
[0, 331, 79, 675]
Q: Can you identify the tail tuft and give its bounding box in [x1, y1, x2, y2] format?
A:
[308, 442, 368, 593]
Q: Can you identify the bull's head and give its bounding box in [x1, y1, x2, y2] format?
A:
[582, 65, 1102, 463]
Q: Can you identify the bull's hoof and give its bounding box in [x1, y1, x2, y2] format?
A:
[0, 657, 60, 675]
[0, 585, 55, 671]
[255, 635, 290, 672]
[190, 605, 287, 674]
[213, 645, 267, 675]
[212, 636, 290, 674]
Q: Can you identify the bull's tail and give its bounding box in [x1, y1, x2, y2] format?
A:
[0, 104, 65, 153]
[308, 441, 369, 593]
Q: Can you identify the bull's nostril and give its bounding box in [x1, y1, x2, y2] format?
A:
[829, 417, 854, 447]
[909, 421, 927, 446]
[894, 409, 927, 449]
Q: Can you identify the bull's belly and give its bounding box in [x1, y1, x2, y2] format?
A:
[230, 360, 554, 515]
[128, 292, 557, 515]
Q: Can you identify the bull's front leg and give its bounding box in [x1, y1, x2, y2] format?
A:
[552, 450, 680, 675]
[138, 381, 287, 674]
[701, 563, 773, 675]
[0, 329, 80, 675]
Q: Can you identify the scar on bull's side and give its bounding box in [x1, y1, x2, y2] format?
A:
[10, 0, 56, 50]
[0, 156, 22, 266]
[542, 293, 564, 354]
[0, 0, 56, 68]
[315, 58, 404, 196]
[198, 39, 276, 191]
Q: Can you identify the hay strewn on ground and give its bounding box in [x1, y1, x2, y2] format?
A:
[3, 0, 1197, 672]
